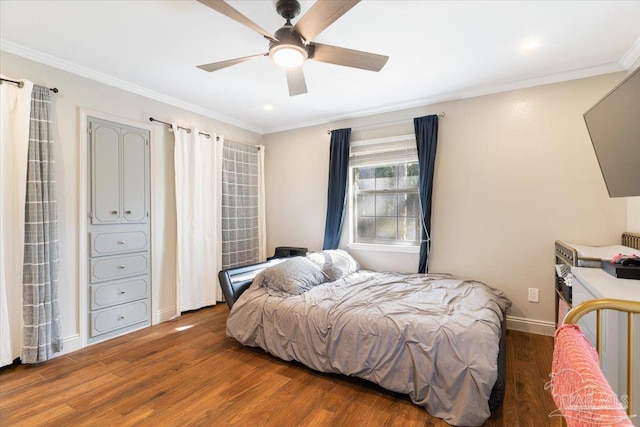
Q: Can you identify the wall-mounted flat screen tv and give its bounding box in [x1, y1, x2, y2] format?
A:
[583, 67, 640, 197]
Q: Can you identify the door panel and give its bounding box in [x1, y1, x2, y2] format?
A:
[122, 130, 148, 223]
[91, 123, 121, 224]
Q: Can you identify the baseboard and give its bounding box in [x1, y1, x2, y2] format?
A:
[506, 315, 555, 336]
[50, 333, 83, 359]
[156, 306, 178, 324]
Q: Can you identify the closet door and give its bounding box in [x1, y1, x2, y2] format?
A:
[91, 122, 121, 225]
[121, 129, 148, 223]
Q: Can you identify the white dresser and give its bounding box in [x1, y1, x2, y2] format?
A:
[571, 267, 640, 424]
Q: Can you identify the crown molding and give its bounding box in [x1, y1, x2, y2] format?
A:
[0, 40, 263, 134]
[620, 35, 640, 69]
[263, 62, 625, 134]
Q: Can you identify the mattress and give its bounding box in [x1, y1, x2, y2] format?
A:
[226, 269, 512, 426]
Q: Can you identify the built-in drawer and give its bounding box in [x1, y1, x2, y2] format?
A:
[90, 253, 149, 283]
[90, 300, 149, 337]
[90, 276, 149, 310]
[90, 230, 148, 257]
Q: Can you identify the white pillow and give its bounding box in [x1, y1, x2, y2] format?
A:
[306, 249, 360, 282]
[254, 257, 327, 296]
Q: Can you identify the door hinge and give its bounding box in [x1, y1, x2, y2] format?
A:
[88, 127, 92, 134]
[146, 212, 149, 218]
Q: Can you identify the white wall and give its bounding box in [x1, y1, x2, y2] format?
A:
[627, 59, 640, 232]
[629, 199, 640, 232]
[0, 52, 262, 353]
[263, 73, 629, 334]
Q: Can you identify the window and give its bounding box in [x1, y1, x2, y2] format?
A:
[350, 134, 420, 246]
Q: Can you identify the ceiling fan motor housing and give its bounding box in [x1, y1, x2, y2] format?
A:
[276, 0, 301, 20]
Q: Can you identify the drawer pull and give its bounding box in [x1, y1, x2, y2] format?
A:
[111, 210, 118, 215]
[117, 240, 126, 245]
[125, 210, 132, 214]
[117, 265, 126, 269]
[118, 289, 126, 294]
[118, 315, 125, 320]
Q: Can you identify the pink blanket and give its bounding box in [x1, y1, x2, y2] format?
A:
[549, 324, 632, 426]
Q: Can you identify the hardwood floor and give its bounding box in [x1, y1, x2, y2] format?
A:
[0, 305, 561, 426]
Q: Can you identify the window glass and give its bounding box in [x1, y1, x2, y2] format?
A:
[352, 161, 420, 246]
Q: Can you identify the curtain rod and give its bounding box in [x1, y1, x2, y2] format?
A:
[0, 77, 59, 93]
[149, 117, 219, 140]
[326, 113, 445, 135]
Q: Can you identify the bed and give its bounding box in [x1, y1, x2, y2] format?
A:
[219, 250, 512, 426]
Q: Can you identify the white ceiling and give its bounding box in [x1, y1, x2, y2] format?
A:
[1, 1, 639, 134]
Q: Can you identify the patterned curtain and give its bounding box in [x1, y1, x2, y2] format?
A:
[222, 141, 263, 269]
[22, 85, 63, 363]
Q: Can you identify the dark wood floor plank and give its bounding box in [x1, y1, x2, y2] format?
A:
[0, 305, 559, 426]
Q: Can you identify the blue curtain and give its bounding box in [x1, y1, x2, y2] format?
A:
[414, 115, 439, 273]
[322, 128, 351, 250]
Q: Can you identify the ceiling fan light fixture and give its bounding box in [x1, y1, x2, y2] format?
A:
[271, 44, 307, 68]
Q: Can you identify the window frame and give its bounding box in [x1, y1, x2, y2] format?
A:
[349, 159, 421, 248]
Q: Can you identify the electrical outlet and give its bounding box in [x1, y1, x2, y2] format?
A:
[528, 288, 539, 303]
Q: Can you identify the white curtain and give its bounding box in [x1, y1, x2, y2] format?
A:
[173, 126, 223, 314]
[0, 76, 34, 367]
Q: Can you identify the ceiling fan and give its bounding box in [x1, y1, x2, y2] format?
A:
[196, 0, 389, 96]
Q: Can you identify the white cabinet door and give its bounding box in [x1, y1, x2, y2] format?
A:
[91, 122, 121, 224]
[122, 129, 148, 223]
[89, 119, 149, 225]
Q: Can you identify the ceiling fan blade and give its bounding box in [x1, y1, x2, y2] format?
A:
[197, 0, 276, 41]
[285, 67, 308, 96]
[310, 43, 389, 72]
[293, 0, 360, 42]
[197, 53, 267, 72]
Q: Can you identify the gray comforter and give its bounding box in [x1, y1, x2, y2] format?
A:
[226, 270, 512, 426]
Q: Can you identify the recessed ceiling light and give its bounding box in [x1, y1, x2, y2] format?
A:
[263, 104, 274, 112]
[521, 39, 540, 52]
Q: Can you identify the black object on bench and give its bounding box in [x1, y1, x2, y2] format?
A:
[267, 246, 308, 260]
